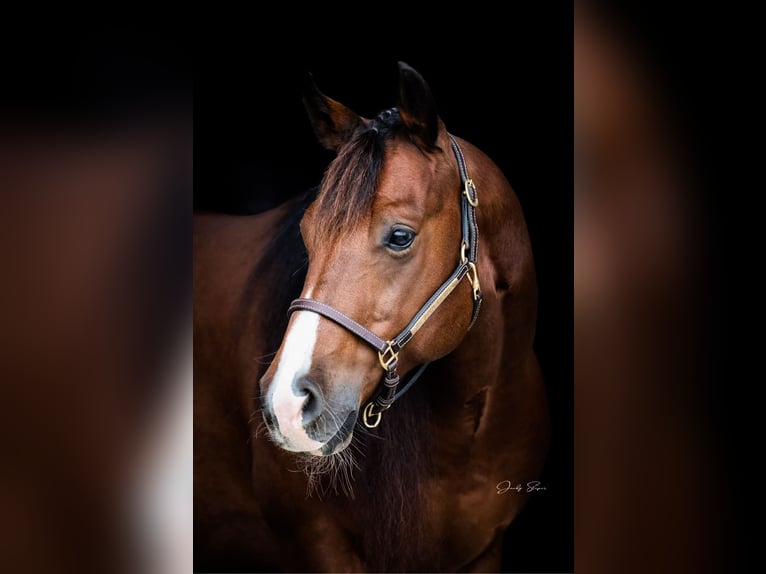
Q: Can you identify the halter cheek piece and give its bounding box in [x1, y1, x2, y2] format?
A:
[288, 135, 481, 428]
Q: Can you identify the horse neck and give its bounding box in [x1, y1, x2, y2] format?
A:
[429, 142, 538, 430]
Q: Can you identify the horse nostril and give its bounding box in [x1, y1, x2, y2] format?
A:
[292, 376, 324, 426]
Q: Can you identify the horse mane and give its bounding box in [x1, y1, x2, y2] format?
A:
[354, 381, 434, 572]
[293, 372, 433, 572]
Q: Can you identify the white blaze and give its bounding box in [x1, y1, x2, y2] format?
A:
[268, 288, 324, 452]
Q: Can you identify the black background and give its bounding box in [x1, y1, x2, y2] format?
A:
[195, 9, 572, 572]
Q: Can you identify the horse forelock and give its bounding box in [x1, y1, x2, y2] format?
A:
[310, 109, 403, 241]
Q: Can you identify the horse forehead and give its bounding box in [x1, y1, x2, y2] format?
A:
[375, 144, 435, 204]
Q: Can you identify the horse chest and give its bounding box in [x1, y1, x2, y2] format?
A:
[279, 484, 503, 572]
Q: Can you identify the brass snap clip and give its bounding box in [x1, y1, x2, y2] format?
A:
[466, 262, 481, 301]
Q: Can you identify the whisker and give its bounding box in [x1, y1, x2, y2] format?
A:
[291, 259, 309, 278]
[291, 399, 364, 498]
[252, 350, 279, 365]
[253, 420, 268, 439]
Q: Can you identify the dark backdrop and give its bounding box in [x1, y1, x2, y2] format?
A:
[195, 11, 572, 572]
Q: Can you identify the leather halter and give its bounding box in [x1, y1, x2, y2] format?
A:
[288, 135, 482, 428]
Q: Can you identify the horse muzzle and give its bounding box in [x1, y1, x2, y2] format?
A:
[260, 373, 359, 455]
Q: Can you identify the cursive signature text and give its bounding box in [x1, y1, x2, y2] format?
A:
[496, 480, 547, 494]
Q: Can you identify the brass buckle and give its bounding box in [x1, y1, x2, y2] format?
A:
[378, 341, 399, 370]
[363, 402, 383, 428]
[463, 178, 479, 207]
[466, 262, 481, 301]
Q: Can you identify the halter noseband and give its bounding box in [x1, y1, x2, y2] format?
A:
[288, 135, 482, 428]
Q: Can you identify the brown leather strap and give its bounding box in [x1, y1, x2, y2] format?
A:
[450, 134, 483, 326]
[288, 299, 388, 353]
[389, 261, 470, 350]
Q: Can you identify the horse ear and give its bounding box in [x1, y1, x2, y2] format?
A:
[303, 73, 363, 152]
[397, 62, 439, 150]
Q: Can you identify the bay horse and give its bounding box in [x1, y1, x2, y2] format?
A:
[194, 62, 550, 572]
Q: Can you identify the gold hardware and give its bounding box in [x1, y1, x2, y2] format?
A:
[460, 241, 468, 264]
[463, 179, 479, 207]
[363, 402, 383, 428]
[378, 341, 399, 370]
[466, 262, 481, 300]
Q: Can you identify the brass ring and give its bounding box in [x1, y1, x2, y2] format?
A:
[463, 179, 479, 207]
[363, 403, 382, 428]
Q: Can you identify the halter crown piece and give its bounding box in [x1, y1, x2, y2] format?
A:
[288, 134, 482, 428]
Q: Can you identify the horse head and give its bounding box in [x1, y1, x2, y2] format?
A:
[260, 63, 478, 455]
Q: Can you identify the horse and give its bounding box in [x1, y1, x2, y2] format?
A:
[194, 62, 550, 572]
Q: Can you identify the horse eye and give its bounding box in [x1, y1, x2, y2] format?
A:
[386, 227, 416, 251]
